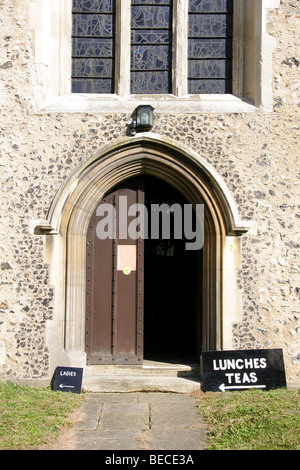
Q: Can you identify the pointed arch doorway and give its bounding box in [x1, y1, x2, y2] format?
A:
[47, 135, 250, 371]
[85, 175, 202, 365]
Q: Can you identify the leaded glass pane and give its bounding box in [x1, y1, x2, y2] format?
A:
[131, 0, 171, 5]
[188, 38, 232, 59]
[188, 0, 233, 94]
[131, 71, 170, 94]
[73, 0, 114, 13]
[189, 79, 231, 94]
[72, 0, 115, 94]
[131, 0, 172, 94]
[131, 5, 171, 29]
[131, 45, 170, 71]
[131, 30, 170, 45]
[72, 58, 113, 77]
[188, 0, 233, 13]
[72, 38, 114, 58]
[188, 59, 232, 78]
[189, 14, 233, 38]
[72, 78, 113, 93]
[72, 14, 114, 37]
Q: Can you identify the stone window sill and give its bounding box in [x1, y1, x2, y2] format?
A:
[41, 94, 258, 115]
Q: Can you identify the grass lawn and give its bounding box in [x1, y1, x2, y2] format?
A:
[0, 381, 84, 450]
[0, 382, 299, 450]
[196, 388, 300, 450]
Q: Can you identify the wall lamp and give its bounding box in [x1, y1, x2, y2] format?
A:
[129, 105, 154, 136]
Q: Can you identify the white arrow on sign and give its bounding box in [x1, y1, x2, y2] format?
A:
[59, 384, 75, 389]
[219, 383, 267, 392]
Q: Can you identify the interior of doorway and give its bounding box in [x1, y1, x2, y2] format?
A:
[143, 176, 202, 364]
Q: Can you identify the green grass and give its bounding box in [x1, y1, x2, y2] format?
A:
[1, 382, 299, 450]
[0, 381, 84, 450]
[197, 388, 300, 450]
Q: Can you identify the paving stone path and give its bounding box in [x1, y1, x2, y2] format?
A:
[73, 392, 207, 451]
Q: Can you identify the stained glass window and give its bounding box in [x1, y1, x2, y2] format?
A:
[131, 0, 173, 94]
[188, 0, 233, 94]
[72, 0, 116, 94]
[71, 1, 234, 96]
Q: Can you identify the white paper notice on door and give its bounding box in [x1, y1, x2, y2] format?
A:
[117, 245, 137, 273]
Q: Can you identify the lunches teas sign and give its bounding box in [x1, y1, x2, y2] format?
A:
[202, 349, 286, 392]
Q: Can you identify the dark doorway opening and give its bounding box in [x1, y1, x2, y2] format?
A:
[144, 176, 202, 362]
[85, 174, 202, 365]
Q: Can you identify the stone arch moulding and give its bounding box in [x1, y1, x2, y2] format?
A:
[41, 134, 251, 371]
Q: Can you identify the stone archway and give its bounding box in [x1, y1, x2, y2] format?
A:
[43, 134, 250, 371]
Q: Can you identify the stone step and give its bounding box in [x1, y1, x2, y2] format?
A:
[83, 359, 202, 393]
[85, 359, 200, 378]
[82, 374, 202, 394]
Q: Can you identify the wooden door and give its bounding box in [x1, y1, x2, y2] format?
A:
[85, 179, 144, 365]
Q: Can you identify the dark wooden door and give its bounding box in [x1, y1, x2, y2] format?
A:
[86, 179, 144, 365]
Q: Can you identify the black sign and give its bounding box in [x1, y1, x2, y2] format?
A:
[202, 349, 286, 393]
[53, 367, 83, 394]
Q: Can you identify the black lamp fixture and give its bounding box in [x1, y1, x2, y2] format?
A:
[136, 105, 154, 131]
[129, 105, 154, 135]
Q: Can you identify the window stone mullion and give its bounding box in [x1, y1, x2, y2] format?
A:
[115, 0, 131, 96]
[172, 0, 188, 97]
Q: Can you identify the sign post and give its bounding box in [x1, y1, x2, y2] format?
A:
[201, 349, 286, 393]
[53, 367, 83, 394]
